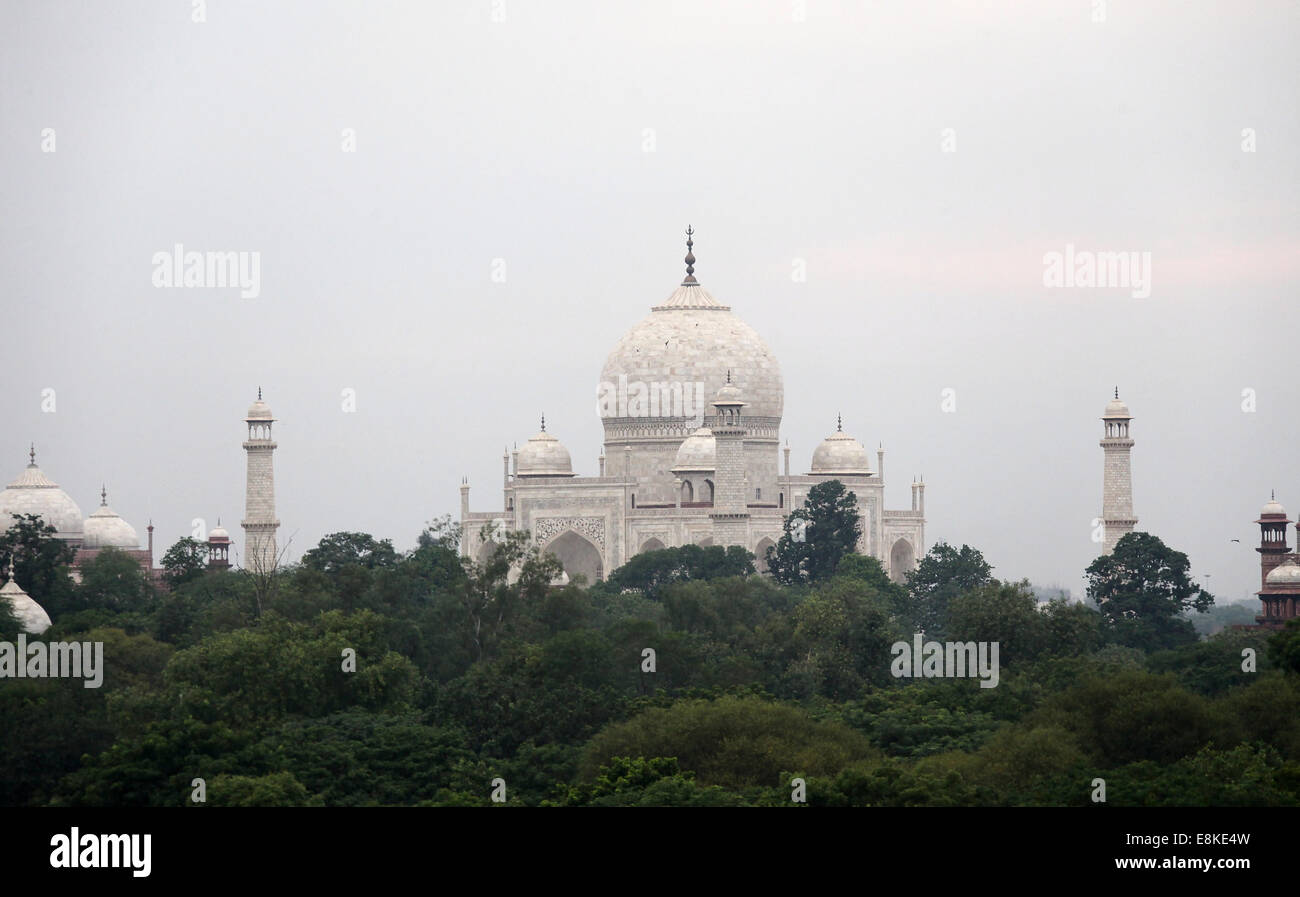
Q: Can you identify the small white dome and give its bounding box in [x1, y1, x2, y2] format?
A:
[516, 426, 575, 477]
[82, 488, 140, 549]
[209, 524, 230, 541]
[1103, 389, 1131, 419]
[712, 380, 744, 406]
[1, 569, 51, 634]
[672, 427, 716, 473]
[1261, 497, 1287, 517]
[809, 422, 873, 476]
[1265, 560, 1300, 588]
[0, 452, 84, 541]
[246, 390, 274, 420]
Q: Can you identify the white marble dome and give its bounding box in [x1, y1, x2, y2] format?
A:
[82, 489, 140, 549]
[1103, 393, 1131, 418]
[809, 424, 873, 476]
[1261, 497, 1287, 517]
[600, 281, 783, 424]
[246, 394, 274, 420]
[672, 427, 716, 473]
[1266, 560, 1300, 589]
[517, 428, 575, 477]
[209, 523, 231, 542]
[0, 455, 84, 541]
[1, 569, 51, 634]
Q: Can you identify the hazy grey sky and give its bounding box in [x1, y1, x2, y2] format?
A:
[2, 0, 1296, 602]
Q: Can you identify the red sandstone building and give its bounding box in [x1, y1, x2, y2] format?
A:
[1255, 495, 1300, 629]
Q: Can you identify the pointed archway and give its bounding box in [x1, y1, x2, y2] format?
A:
[889, 538, 916, 585]
[545, 530, 604, 585]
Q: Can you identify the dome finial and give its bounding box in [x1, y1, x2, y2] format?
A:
[837, 412, 842, 432]
[683, 225, 697, 284]
[28, 443, 35, 466]
[726, 369, 732, 385]
[1114, 386, 1119, 400]
[258, 386, 263, 401]
[540, 413, 546, 432]
[101, 484, 107, 506]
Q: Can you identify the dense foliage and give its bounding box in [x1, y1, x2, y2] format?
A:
[2, 517, 1296, 808]
[766, 480, 862, 585]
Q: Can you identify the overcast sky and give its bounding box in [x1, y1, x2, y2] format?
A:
[2, 0, 1296, 602]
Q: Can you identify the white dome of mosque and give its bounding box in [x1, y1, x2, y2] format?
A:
[809, 418, 873, 476]
[1, 566, 51, 635]
[672, 428, 716, 473]
[1261, 496, 1287, 517]
[246, 389, 274, 420]
[82, 487, 140, 549]
[600, 230, 783, 424]
[516, 419, 576, 477]
[209, 523, 231, 542]
[1103, 388, 1131, 419]
[713, 375, 744, 406]
[0, 447, 84, 540]
[1265, 559, 1300, 588]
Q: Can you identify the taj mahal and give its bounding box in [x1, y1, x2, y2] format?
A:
[458, 229, 928, 584]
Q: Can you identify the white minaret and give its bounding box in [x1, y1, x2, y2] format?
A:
[242, 388, 280, 572]
[1099, 387, 1136, 554]
[709, 371, 750, 548]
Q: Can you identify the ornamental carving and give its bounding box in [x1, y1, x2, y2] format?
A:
[533, 516, 606, 549]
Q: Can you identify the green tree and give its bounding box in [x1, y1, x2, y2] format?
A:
[76, 546, 155, 612]
[766, 480, 862, 586]
[552, 756, 742, 807]
[160, 537, 209, 589]
[1032, 670, 1219, 767]
[803, 758, 983, 807]
[580, 695, 876, 789]
[456, 525, 563, 661]
[205, 772, 320, 807]
[903, 542, 994, 637]
[0, 513, 77, 615]
[162, 610, 420, 726]
[1149, 628, 1273, 695]
[1270, 619, 1300, 677]
[408, 516, 469, 593]
[779, 576, 902, 698]
[1085, 532, 1213, 652]
[260, 711, 482, 806]
[947, 580, 1045, 668]
[0, 581, 22, 640]
[1039, 598, 1104, 658]
[604, 544, 755, 598]
[301, 532, 399, 574]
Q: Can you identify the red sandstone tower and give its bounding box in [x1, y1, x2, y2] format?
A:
[1256, 493, 1300, 628]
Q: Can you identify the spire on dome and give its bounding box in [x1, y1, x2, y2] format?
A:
[28, 443, 35, 466]
[101, 485, 107, 506]
[540, 413, 546, 432]
[683, 226, 697, 285]
[837, 412, 842, 432]
[1114, 386, 1119, 399]
[258, 386, 263, 401]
